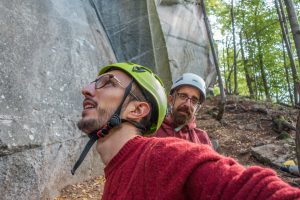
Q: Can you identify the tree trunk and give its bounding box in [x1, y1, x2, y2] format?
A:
[253, 3, 270, 101]
[282, 37, 294, 105]
[245, 37, 258, 100]
[201, 0, 226, 120]
[257, 37, 271, 101]
[240, 32, 254, 98]
[296, 105, 300, 175]
[231, 0, 238, 95]
[251, 46, 258, 100]
[276, 0, 299, 105]
[283, 0, 300, 67]
[225, 37, 230, 93]
[278, 0, 292, 46]
[226, 45, 233, 94]
[240, 0, 254, 99]
[222, 39, 227, 90]
[253, 6, 269, 99]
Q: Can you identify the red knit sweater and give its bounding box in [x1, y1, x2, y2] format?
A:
[102, 136, 300, 200]
[153, 115, 212, 147]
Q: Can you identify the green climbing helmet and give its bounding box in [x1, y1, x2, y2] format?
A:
[98, 62, 167, 134]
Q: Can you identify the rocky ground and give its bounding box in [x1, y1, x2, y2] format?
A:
[55, 95, 300, 199]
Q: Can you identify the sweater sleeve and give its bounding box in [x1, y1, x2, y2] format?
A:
[144, 138, 222, 199]
[185, 157, 300, 200]
[145, 138, 300, 199]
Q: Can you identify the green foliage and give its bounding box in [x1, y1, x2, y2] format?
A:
[208, 0, 300, 105]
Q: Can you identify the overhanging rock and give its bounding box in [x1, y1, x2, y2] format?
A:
[93, 0, 216, 91]
[155, 0, 216, 87]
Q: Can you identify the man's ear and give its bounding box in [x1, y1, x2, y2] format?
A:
[125, 101, 151, 121]
[168, 94, 174, 105]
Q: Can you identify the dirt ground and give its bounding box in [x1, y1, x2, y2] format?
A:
[55, 95, 300, 199]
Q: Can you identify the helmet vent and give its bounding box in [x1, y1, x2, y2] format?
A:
[175, 77, 183, 83]
[132, 66, 146, 73]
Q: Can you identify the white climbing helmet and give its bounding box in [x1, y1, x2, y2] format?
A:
[170, 73, 206, 104]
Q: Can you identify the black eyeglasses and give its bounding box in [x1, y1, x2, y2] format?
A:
[91, 74, 141, 101]
[176, 92, 200, 107]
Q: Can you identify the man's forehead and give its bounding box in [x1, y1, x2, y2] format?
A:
[176, 85, 201, 98]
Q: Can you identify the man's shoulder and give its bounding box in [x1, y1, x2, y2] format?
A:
[152, 119, 174, 137]
[147, 136, 210, 153]
[193, 127, 212, 146]
[194, 127, 208, 134]
[144, 136, 221, 168]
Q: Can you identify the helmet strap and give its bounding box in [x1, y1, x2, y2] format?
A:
[102, 80, 134, 135]
[121, 119, 146, 133]
[71, 131, 98, 175]
[71, 80, 134, 175]
[168, 93, 177, 115]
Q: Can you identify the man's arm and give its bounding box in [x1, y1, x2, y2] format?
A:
[185, 157, 300, 200]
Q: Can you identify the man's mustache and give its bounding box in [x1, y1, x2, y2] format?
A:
[177, 106, 192, 115]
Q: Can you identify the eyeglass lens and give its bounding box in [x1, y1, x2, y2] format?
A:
[93, 74, 114, 89]
[177, 93, 199, 105]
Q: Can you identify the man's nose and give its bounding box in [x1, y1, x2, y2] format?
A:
[81, 82, 96, 97]
[182, 99, 195, 111]
[183, 98, 193, 106]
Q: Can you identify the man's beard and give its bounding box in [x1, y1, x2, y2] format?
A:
[172, 105, 193, 127]
[77, 107, 113, 134]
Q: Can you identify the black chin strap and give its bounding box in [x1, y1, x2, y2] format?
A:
[71, 81, 135, 175]
[121, 119, 146, 132]
[71, 131, 98, 175]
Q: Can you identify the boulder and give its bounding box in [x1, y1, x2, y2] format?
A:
[251, 143, 295, 168]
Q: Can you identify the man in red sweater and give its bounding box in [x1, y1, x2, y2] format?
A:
[73, 62, 300, 200]
[153, 73, 212, 147]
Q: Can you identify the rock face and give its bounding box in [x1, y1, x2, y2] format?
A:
[92, 0, 216, 90]
[251, 142, 296, 168]
[0, 0, 112, 199]
[0, 0, 215, 199]
[156, 0, 216, 87]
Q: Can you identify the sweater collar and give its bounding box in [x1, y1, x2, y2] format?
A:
[104, 136, 144, 177]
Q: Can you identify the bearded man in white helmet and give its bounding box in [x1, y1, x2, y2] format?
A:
[153, 73, 212, 147]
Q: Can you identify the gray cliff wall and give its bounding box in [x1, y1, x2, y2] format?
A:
[156, 0, 217, 87]
[92, 0, 173, 89]
[0, 0, 216, 199]
[0, 0, 114, 199]
[93, 0, 216, 90]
